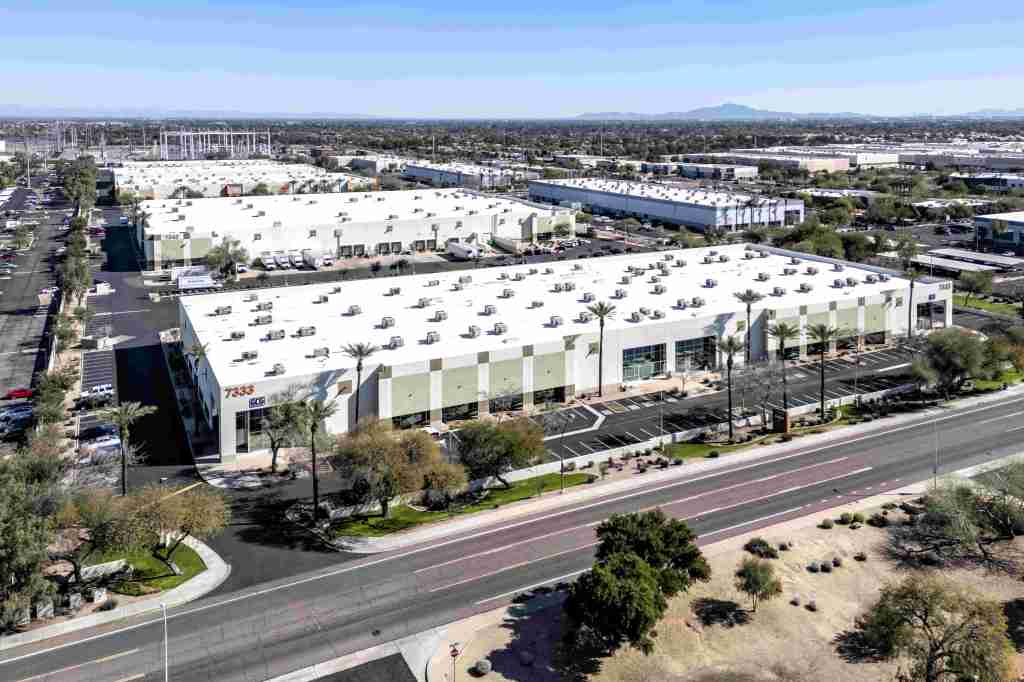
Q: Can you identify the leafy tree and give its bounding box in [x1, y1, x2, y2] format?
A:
[302, 398, 338, 520]
[263, 391, 306, 474]
[98, 401, 157, 495]
[52, 489, 148, 584]
[856, 574, 1012, 682]
[564, 552, 667, 656]
[912, 328, 991, 398]
[422, 462, 468, 510]
[895, 231, 920, 270]
[205, 236, 249, 280]
[594, 510, 710, 598]
[341, 342, 379, 426]
[456, 418, 545, 488]
[734, 557, 782, 612]
[587, 301, 617, 397]
[958, 271, 994, 306]
[139, 485, 230, 562]
[717, 335, 745, 442]
[0, 462, 54, 629]
[250, 182, 271, 196]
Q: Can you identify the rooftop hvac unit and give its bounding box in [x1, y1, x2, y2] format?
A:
[744, 252, 755, 260]
[833, 278, 845, 288]
[529, 268, 538, 275]
[388, 287, 401, 296]
[331, 286, 341, 294]
[719, 255, 730, 262]
[267, 329, 285, 340]
[244, 293, 258, 302]
[256, 210, 266, 217]
[878, 274, 891, 282]
[314, 294, 329, 304]
[705, 278, 717, 288]
[241, 350, 258, 361]
[256, 301, 273, 311]
[230, 331, 245, 340]
[621, 275, 631, 285]
[846, 277, 858, 287]
[664, 254, 674, 261]
[381, 316, 395, 328]
[513, 273, 526, 281]
[389, 336, 404, 349]
[467, 325, 480, 338]
[425, 331, 441, 344]
[214, 305, 232, 315]
[709, 250, 718, 256]
[614, 288, 628, 299]
[297, 326, 316, 337]
[799, 283, 813, 292]
[493, 322, 508, 335]
[550, 315, 563, 327]
[773, 286, 787, 296]
[758, 250, 769, 258]
[639, 306, 651, 316]
[703, 256, 714, 264]
[757, 272, 771, 281]
[649, 276, 660, 283]
[271, 363, 285, 376]
[459, 275, 472, 284]
[553, 283, 564, 292]
[418, 297, 431, 308]
[483, 304, 497, 315]
[652, 284, 667, 294]
[253, 315, 272, 325]
[427, 279, 440, 287]
[531, 300, 544, 309]
[579, 311, 594, 322]
[629, 311, 642, 322]
[564, 282, 576, 291]
[544, 267, 554, 274]
[865, 274, 879, 283]
[676, 298, 689, 309]
[790, 257, 802, 265]
[433, 310, 448, 322]
[582, 292, 595, 302]
[502, 288, 515, 298]
[784, 267, 797, 275]
[498, 272, 509, 280]
[347, 305, 362, 315]
[312, 347, 330, 358]
[691, 296, 705, 307]
[674, 258, 687, 267]
[651, 310, 665, 319]
[452, 283, 463, 291]
[833, 263, 845, 272]
[573, 263, 584, 270]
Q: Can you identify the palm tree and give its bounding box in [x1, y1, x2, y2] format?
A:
[767, 322, 800, 431]
[341, 342, 380, 427]
[98, 401, 157, 496]
[370, 261, 382, 277]
[186, 342, 210, 434]
[807, 324, 846, 421]
[302, 398, 338, 521]
[905, 269, 921, 341]
[717, 335, 745, 442]
[733, 289, 764, 364]
[587, 301, 617, 397]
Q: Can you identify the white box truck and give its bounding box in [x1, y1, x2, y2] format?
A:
[446, 241, 482, 261]
[273, 252, 290, 269]
[288, 251, 304, 268]
[302, 249, 324, 269]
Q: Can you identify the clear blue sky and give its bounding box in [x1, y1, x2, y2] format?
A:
[1, 0, 1022, 117]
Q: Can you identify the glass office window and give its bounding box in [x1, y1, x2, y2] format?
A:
[674, 336, 716, 371]
[622, 344, 666, 382]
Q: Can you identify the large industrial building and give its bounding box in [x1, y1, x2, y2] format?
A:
[178, 243, 952, 462]
[112, 160, 376, 199]
[678, 162, 759, 181]
[528, 178, 804, 231]
[948, 173, 1024, 192]
[683, 152, 851, 174]
[975, 210, 1024, 247]
[730, 146, 901, 169]
[403, 162, 524, 190]
[137, 189, 576, 269]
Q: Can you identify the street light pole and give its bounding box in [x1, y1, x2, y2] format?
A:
[161, 602, 169, 682]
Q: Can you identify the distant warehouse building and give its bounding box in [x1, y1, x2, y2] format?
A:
[112, 160, 375, 200]
[137, 189, 576, 270]
[403, 162, 524, 190]
[528, 178, 804, 232]
[178, 243, 951, 462]
[975, 210, 1024, 249]
[678, 163, 759, 181]
[731, 146, 900, 169]
[948, 173, 1024, 192]
[683, 152, 850, 174]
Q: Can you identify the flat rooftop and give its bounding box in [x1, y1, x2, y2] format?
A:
[928, 247, 1024, 268]
[911, 255, 998, 273]
[114, 160, 362, 189]
[405, 161, 517, 176]
[530, 178, 785, 209]
[141, 189, 561, 237]
[977, 210, 1024, 223]
[183, 244, 910, 386]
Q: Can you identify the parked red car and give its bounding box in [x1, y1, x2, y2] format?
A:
[4, 388, 33, 400]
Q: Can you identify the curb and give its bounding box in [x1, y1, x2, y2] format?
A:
[0, 537, 231, 652]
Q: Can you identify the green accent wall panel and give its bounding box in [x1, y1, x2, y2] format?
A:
[533, 352, 566, 391]
[864, 304, 888, 334]
[392, 374, 431, 416]
[806, 311, 831, 328]
[835, 307, 859, 333]
[190, 237, 213, 259]
[489, 358, 523, 398]
[160, 240, 184, 261]
[442, 365, 479, 407]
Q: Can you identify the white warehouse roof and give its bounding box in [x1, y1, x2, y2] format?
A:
[115, 160, 367, 196]
[182, 244, 909, 386]
[531, 178, 782, 209]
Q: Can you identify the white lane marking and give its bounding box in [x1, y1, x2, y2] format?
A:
[561, 444, 580, 457]
[6, 397, 1023, 666]
[475, 569, 590, 605]
[1006, 425, 1024, 433]
[429, 543, 598, 593]
[93, 309, 150, 316]
[976, 411, 1024, 426]
[699, 507, 805, 538]
[876, 363, 911, 372]
[13, 648, 139, 682]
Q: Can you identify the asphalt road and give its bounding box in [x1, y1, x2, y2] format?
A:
[3, 389, 1023, 682]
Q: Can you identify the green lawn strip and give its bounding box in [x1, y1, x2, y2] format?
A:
[953, 294, 1021, 318]
[974, 370, 1024, 392]
[328, 472, 593, 538]
[88, 544, 207, 594]
[666, 441, 749, 460]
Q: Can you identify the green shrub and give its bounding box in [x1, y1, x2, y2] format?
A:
[707, 450, 720, 459]
[818, 519, 834, 530]
[867, 513, 889, 528]
[854, 551, 867, 562]
[743, 537, 779, 559]
[819, 561, 832, 573]
[837, 512, 853, 525]
[851, 512, 865, 524]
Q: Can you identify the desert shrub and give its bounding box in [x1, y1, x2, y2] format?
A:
[850, 522, 862, 530]
[851, 512, 865, 523]
[778, 541, 790, 552]
[867, 513, 889, 528]
[743, 537, 779, 559]
[707, 450, 720, 458]
[882, 502, 897, 510]
[854, 551, 867, 562]
[820, 561, 832, 573]
[832, 556, 842, 568]
[807, 563, 820, 573]
[790, 595, 801, 606]
[838, 512, 853, 525]
[818, 519, 834, 529]
[98, 599, 118, 612]
[474, 659, 492, 675]
[806, 600, 818, 612]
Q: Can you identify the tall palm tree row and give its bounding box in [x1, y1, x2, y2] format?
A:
[767, 321, 800, 431]
[905, 269, 920, 341]
[807, 324, 846, 421]
[586, 301, 617, 397]
[303, 398, 339, 521]
[717, 335, 745, 443]
[341, 342, 380, 427]
[733, 289, 764, 364]
[98, 401, 157, 496]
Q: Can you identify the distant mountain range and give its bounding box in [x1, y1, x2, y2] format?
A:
[576, 102, 1024, 121]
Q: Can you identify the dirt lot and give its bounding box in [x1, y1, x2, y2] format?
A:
[436, 499, 1024, 682]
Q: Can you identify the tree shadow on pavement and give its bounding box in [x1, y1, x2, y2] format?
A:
[475, 591, 568, 682]
[1003, 599, 1024, 652]
[691, 597, 751, 628]
[231, 489, 338, 553]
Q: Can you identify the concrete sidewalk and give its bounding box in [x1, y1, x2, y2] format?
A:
[333, 382, 1024, 555]
[0, 537, 231, 652]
